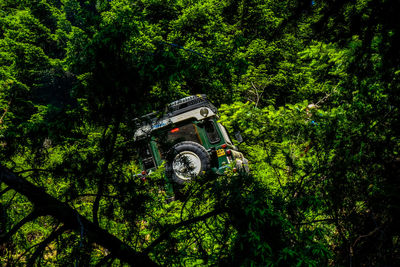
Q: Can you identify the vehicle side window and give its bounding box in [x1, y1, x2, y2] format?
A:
[204, 120, 221, 144]
[157, 123, 202, 159]
[167, 123, 201, 145]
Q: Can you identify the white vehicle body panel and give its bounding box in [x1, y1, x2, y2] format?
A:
[134, 107, 216, 140]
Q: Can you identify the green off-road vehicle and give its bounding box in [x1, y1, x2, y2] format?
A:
[134, 94, 249, 192]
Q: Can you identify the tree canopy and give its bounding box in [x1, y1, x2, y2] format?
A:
[1, 0, 399, 266]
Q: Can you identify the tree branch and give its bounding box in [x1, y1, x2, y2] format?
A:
[0, 210, 42, 244]
[27, 224, 67, 266]
[0, 186, 10, 196]
[0, 100, 11, 125]
[295, 218, 335, 226]
[93, 120, 120, 227]
[0, 165, 158, 266]
[144, 209, 224, 253]
[66, 194, 118, 203]
[95, 253, 115, 267]
[350, 227, 380, 257]
[15, 169, 54, 174]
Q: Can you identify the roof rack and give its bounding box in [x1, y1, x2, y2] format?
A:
[166, 94, 217, 117]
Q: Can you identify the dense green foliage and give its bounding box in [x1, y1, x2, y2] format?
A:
[1, 0, 399, 266]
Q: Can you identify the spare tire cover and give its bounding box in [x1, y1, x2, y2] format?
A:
[166, 141, 211, 184]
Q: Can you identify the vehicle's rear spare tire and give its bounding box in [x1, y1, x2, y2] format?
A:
[166, 141, 211, 184]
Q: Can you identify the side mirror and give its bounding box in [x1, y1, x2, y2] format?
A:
[234, 131, 243, 143]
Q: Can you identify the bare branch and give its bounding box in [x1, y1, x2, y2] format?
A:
[0, 100, 11, 125]
[250, 81, 265, 108]
[350, 227, 380, 257]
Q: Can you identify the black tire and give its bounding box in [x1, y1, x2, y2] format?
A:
[165, 141, 211, 184]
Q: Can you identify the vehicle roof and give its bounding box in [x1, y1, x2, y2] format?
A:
[134, 95, 218, 140]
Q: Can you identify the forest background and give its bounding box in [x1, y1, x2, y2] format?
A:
[1, 0, 400, 266]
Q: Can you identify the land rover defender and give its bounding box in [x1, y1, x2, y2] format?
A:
[134, 95, 249, 186]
